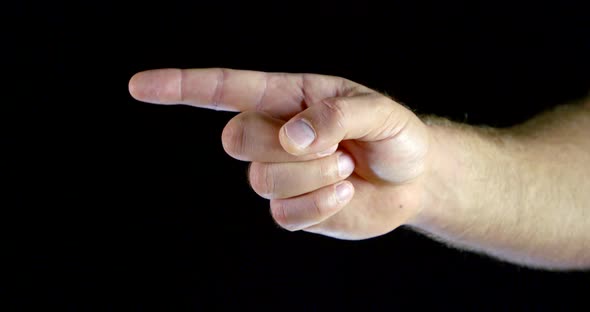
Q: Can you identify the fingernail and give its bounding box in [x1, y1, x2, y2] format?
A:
[337, 153, 354, 177]
[335, 182, 352, 203]
[285, 119, 315, 148]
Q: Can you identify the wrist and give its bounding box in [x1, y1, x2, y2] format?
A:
[408, 118, 501, 230]
[409, 122, 463, 228]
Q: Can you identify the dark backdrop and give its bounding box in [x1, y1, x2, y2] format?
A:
[3, 1, 589, 310]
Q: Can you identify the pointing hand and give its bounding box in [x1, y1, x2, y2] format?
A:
[129, 68, 434, 240]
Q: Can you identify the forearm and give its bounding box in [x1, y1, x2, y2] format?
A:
[411, 100, 590, 270]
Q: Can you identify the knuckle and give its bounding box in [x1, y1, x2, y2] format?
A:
[310, 191, 329, 220]
[221, 116, 247, 159]
[318, 157, 335, 183]
[270, 200, 295, 231]
[248, 162, 274, 198]
[375, 101, 409, 140]
[321, 98, 348, 130]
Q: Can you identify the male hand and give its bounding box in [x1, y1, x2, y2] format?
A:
[129, 68, 435, 240]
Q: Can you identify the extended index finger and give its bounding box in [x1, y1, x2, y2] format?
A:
[128, 68, 365, 119]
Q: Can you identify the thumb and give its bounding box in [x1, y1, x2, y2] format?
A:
[279, 93, 415, 156]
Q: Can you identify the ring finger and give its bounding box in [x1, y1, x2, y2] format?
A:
[248, 150, 355, 199]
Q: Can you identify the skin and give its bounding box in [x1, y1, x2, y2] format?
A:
[128, 68, 590, 270]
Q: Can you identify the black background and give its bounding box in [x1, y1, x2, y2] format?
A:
[3, 1, 589, 310]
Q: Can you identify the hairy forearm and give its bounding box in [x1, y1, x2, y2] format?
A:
[411, 100, 590, 270]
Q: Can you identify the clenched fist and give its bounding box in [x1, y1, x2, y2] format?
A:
[129, 68, 434, 240]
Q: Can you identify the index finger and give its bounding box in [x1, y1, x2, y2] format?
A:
[128, 68, 365, 119]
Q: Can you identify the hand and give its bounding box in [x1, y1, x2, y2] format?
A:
[128, 68, 435, 240]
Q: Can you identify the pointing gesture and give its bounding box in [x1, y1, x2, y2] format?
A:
[129, 68, 433, 240]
